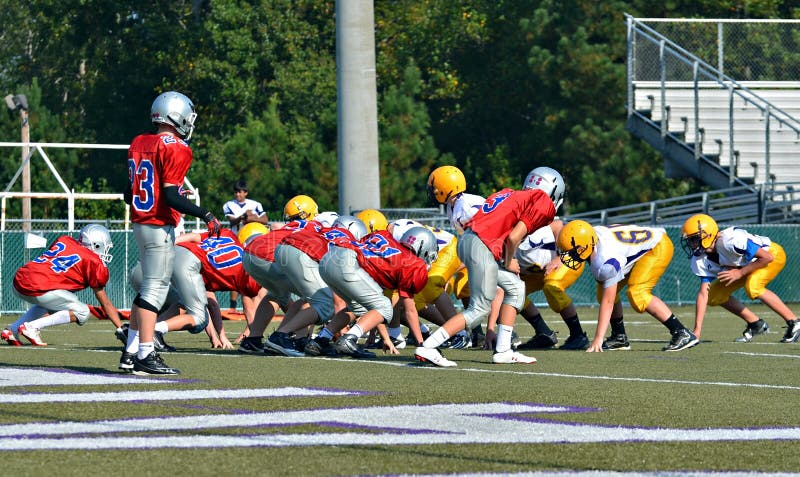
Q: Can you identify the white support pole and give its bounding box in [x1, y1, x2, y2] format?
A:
[336, 0, 381, 214]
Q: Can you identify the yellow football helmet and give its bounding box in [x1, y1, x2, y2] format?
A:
[237, 222, 268, 246]
[427, 166, 466, 205]
[356, 209, 388, 233]
[284, 195, 318, 221]
[681, 213, 719, 257]
[556, 220, 597, 270]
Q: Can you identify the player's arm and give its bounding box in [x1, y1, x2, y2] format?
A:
[718, 245, 772, 286]
[693, 281, 711, 339]
[92, 287, 124, 329]
[503, 221, 528, 273]
[245, 210, 269, 225]
[123, 182, 133, 205]
[163, 184, 221, 237]
[588, 284, 617, 353]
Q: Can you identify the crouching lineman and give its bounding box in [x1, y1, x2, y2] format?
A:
[556, 220, 698, 353]
[3, 225, 125, 347]
[316, 226, 437, 359]
[681, 214, 800, 343]
[415, 185, 558, 367]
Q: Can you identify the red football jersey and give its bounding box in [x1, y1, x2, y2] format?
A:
[333, 231, 429, 298]
[128, 132, 194, 226]
[178, 229, 261, 297]
[13, 236, 109, 296]
[280, 221, 357, 262]
[465, 188, 556, 261]
[244, 220, 312, 262]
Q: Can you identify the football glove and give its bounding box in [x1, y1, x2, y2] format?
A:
[204, 212, 222, 238]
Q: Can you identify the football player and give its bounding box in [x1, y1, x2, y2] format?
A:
[415, 186, 557, 367]
[264, 215, 367, 357]
[2, 225, 124, 347]
[316, 227, 436, 359]
[557, 220, 698, 353]
[124, 91, 222, 375]
[681, 214, 800, 343]
[515, 167, 589, 351]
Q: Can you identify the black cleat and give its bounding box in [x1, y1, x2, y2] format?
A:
[115, 324, 129, 346]
[334, 334, 376, 359]
[602, 333, 631, 351]
[780, 320, 800, 343]
[304, 336, 339, 357]
[118, 351, 135, 373]
[559, 332, 590, 350]
[517, 331, 558, 350]
[133, 352, 180, 375]
[238, 336, 265, 354]
[153, 331, 176, 352]
[663, 329, 699, 352]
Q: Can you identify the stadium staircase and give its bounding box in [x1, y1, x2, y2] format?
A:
[619, 15, 800, 225]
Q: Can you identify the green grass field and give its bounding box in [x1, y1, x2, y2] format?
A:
[1, 304, 799, 476]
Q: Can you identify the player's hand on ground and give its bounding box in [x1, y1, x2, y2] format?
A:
[483, 329, 497, 350]
[383, 341, 399, 355]
[586, 341, 603, 353]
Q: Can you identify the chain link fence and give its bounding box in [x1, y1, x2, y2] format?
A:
[638, 18, 800, 81]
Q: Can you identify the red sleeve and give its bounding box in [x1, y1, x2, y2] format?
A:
[159, 139, 193, 186]
[84, 257, 109, 289]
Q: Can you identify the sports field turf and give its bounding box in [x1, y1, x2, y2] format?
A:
[1, 304, 799, 476]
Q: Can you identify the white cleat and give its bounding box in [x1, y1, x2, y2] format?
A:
[18, 324, 47, 347]
[492, 349, 536, 364]
[414, 347, 457, 367]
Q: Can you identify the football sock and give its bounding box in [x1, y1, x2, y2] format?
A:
[348, 324, 365, 339]
[10, 305, 49, 331]
[748, 319, 765, 330]
[563, 315, 583, 336]
[662, 315, 682, 334]
[419, 323, 431, 334]
[27, 310, 71, 329]
[318, 327, 334, 340]
[495, 324, 514, 353]
[610, 317, 626, 336]
[525, 313, 553, 335]
[387, 326, 402, 339]
[125, 328, 140, 354]
[154, 322, 169, 334]
[137, 342, 155, 360]
[423, 327, 450, 349]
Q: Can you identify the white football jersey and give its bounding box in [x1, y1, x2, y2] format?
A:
[390, 219, 455, 251]
[516, 225, 557, 271]
[446, 192, 485, 234]
[222, 198, 266, 233]
[590, 224, 665, 288]
[715, 227, 771, 268]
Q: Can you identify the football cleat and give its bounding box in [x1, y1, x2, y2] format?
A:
[114, 324, 129, 346]
[18, 324, 47, 347]
[264, 332, 304, 357]
[471, 326, 486, 349]
[735, 320, 770, 343]
[511, 331, 522, 349]
[780, 320, 800, 343]
[366, 335, 407, 350]
[517, 331, 558, 350]
[118, 351, 135, 373]
[663, 329, 699, 352]
[133, 352, 180, 375]
[1, 328, 22, 346]
[602, 333, 631, 351]
[491, 349, 537, 364]
[153, 331, 176, 352]
[238, 336, 265, 355]
[442, 332, 471, 349]
[304, 336, 338, 357]
[405, 330, 431, 347]
[334, 334, 376, 359]
[559, 332, 590, 350]
[414, 346, 457, 367]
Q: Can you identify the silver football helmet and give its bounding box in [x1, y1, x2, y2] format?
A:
[523, 166, 566, 211]
[399, 226, 438, 265]
[151, 91, 197, 140]
[333, 215, 368, 240]
[79, 224, 113, 264]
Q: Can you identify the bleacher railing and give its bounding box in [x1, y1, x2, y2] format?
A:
[626, 14, 800, 186]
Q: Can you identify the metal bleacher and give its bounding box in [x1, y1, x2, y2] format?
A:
[618, 15, 800, 224]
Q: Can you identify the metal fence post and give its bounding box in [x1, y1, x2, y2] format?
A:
[660, 40, 667, 138]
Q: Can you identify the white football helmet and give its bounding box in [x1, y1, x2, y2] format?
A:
[315, 211, 340, 227]
[79, 224, 113, 264]
[333, 215, 368, 240]
[151, 91, 197, 140]
[523, 166, 566, 211]
[399, 226, 438, 265]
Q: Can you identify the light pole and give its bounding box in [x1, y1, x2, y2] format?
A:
[4, 93, 30, 232]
